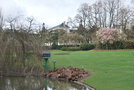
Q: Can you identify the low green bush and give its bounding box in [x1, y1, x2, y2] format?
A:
[80, 43, 95, 50]
[97, 40, 126, 49]
[113, 41, 126, 49]
[61, 47, 81, 51]
[51, 44, 80, 50]
[51, 42, 58, 49]
[124, 40, 134, 49]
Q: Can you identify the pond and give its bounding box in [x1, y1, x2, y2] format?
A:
[0, 77, 93, 90]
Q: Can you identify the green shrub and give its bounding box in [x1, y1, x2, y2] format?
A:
[112, 41, 126, 49]
[61, 47, 81, 51]
[124, 40, 134, 49]
[80, 43, 95, 50]
[56, 45, 79, 49]
[51, 44, 80, 50]
[97, 40, 126, 49]
[51, 42, 58, 49]
[61, 47, 68, 51]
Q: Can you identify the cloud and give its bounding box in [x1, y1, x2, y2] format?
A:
[0, 0, 95, 27]
[0, 0, 25, 17]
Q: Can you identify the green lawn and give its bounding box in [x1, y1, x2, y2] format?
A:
[49, 50, 134, 90]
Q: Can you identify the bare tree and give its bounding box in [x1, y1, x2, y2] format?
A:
[76, 3, 89, 28]
[67, 17, 77, 28]
[6, 16, 20, 31]
[107, 0, 116, 27]
[0, 15, 44, 75]
[59, 32, 84, 46]
[70, 0, 134, 42]
[26, 16, 35, 31]
[119, 7, 133, 32]
[0, 9, 4, 30]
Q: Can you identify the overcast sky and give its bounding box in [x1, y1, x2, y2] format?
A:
[0, 0, 132, 27]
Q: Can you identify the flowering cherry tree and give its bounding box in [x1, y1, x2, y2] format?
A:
[96, 28, 126, 44]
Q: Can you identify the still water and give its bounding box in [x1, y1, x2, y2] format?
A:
[0, 77, 92, 90]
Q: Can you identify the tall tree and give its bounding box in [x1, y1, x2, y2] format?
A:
[0, 9, 4, 30]
[26, 16, 35, 32]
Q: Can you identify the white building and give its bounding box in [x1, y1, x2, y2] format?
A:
[49, 22, 70, 33]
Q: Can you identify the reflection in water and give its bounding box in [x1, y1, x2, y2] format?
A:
[0, 77, 91, 90]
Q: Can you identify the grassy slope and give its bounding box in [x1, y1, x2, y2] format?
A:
[49, 50, 134, 90]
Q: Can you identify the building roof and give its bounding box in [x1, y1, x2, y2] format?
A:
[49, 22, 70, 30]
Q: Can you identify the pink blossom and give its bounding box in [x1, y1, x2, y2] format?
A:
[96, 28, 126, 44]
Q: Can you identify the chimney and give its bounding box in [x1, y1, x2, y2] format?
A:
[63, 21, 65, 27]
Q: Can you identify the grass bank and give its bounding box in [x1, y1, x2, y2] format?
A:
[49, 50, 134, 90]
